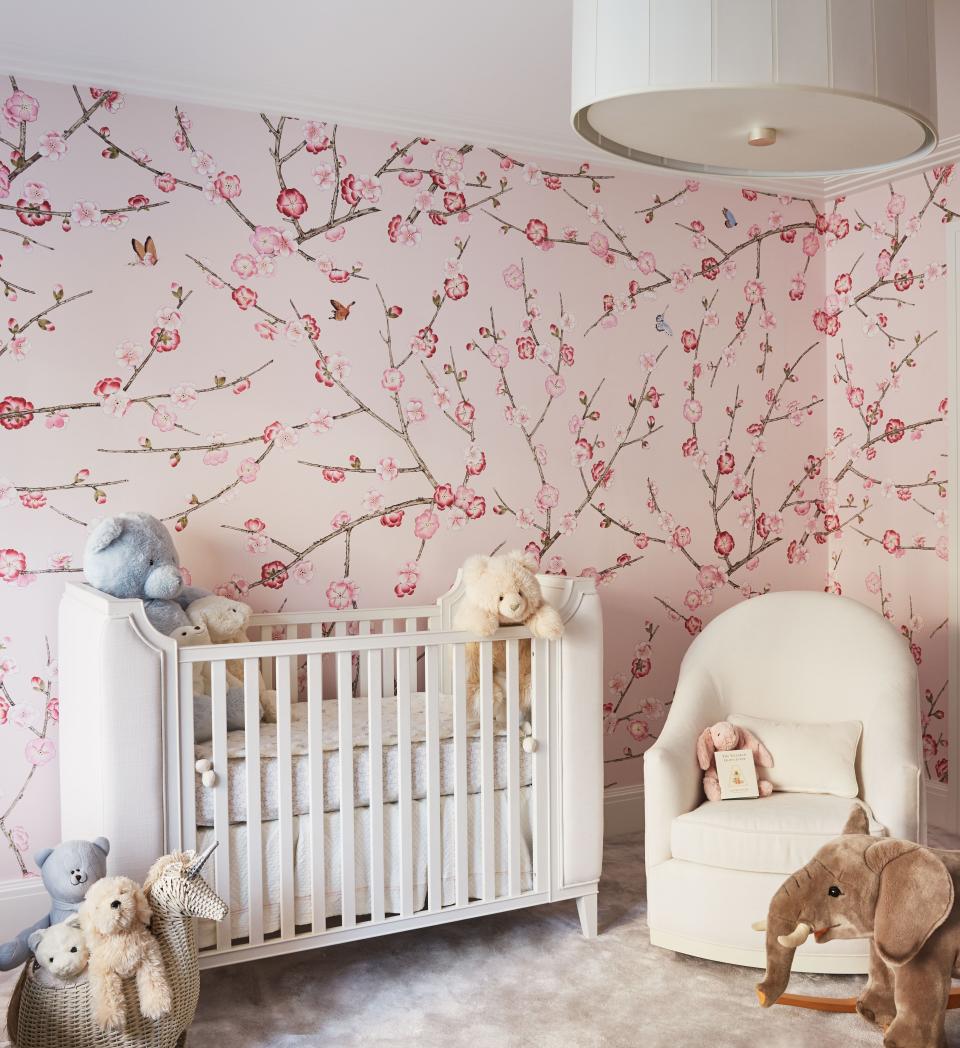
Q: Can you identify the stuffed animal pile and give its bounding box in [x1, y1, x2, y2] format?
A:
[454, 550, 564, 720]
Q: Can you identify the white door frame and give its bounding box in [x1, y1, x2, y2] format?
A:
[941, 223, 960, 833]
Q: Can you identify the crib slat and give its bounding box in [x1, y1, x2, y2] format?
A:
[243, 658, 264, 947]
[396, 646, 414, 917]
[532, 638, 549, 894]
[425, 645, 442, 912]
[505, 639, 521, 898]
[405, 618, 418, 691]
[307, 652, 325, 934]
[452, 644, 468, 907]
[211, 661, 232, 952]
[178, 665, 197, 856]
[337, 650, 356, 928]
[358, 621, 371, 695]
[261, 626, 275, 688]
[479, 642, 495, 902]
[367, 650, 385, 923]
[276, 655, 295, 941]
[382, 622, 396, 697]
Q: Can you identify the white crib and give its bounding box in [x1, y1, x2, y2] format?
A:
[57, 573, 603, 968]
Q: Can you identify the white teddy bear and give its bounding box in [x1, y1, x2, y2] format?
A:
[169, 620, 242, 693]
[28, 914, 89, 986]
[187, 594, 278, 720]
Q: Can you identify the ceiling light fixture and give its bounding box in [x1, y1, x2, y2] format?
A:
[571, 0, 938, 178]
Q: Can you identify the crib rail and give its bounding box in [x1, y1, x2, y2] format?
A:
[176, 622, 554, 964]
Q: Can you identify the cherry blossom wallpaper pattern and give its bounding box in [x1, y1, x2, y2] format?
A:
[0, 72, 902, 881]
[824, 168, 957, 787]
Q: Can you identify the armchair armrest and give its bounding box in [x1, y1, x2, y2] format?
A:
[862, 762, 923, 844]
[643, 665, 721, 870]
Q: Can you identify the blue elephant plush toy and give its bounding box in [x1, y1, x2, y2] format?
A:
[0, 837, 110, 971]
[83, 512, 208, 634]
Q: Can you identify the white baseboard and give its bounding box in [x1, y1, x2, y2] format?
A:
[604, 784, 644, 838]
[0, 878, 48, 944]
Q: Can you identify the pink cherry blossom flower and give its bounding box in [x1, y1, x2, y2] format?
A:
[151, 406, 177, 432]
[231, 253, 258, 279]
[101, 393, 131, 418]
[682, 398, 703, 423]
[37, 130, 67, 160]
[377, 457, 399, 482]
[406, 399, 427, 423]
[3, 91, 39, 126]
[502, 263, 524, 289]
[312, 161, 336, 188]
[237, 458, 260, 484]
[414, 508, 440, 540]
[71, 201, 101, 227]
[331, 510, 351, 530]
[308, 409, 334, 434]
[381, 368, 404, 392]
[743, 279, 765, 304]
[326, 578, 359, 610]
[535, 483, 560, 513]
[292, 560, 314, 584]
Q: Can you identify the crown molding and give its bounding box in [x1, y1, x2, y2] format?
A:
[1, 47, 953, 204]
[0, 49, 827, 200]
[823, 133, 960, 198]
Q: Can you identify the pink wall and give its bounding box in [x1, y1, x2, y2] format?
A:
[824, 168, 956, 785]
[0, 74, 857, 878]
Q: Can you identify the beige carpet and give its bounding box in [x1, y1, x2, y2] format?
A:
[4, 832, 959, 1047]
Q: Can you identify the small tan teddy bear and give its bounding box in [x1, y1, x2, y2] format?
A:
[455, 551, 564, 721]
[187, 594, 278, 719]
[79, 875, 172, 1032]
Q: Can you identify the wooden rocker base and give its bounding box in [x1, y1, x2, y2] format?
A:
[762, 987, 960, 1013]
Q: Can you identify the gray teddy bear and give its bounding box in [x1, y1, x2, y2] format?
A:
[0, 837, 110, 971]
[82, 512, 207, 634]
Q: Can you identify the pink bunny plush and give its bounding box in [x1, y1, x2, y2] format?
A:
[696, 720, 774, 801]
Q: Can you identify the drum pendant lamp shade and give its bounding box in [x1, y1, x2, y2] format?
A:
[571, 0, 938, 178]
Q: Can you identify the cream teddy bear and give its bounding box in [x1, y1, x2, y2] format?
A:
[169, 620, 242, 693]
[187, 594, 278, 720]
[454, 551, 564, 721]
[28, 914, 89, 987]
[79, 875, 172, 1032]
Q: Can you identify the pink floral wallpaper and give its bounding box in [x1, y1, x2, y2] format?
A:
[823, 169, 957, 786]
[0, 73, 948, 880]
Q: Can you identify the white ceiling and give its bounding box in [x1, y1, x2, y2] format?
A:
[1, 0, 958, 197]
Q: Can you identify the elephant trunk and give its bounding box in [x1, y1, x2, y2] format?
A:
[756, 921, 800, 1007]
[143, 563, 183, 600]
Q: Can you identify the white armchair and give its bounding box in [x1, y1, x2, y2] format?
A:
[644, 590, 922, 974]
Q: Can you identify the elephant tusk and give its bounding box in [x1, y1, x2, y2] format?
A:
[777, 921, 813, 948]
[751, 920, 767, 932]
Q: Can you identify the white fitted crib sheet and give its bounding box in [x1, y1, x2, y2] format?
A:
[194, 693, 533, 827]
[197, 787, 534, 947]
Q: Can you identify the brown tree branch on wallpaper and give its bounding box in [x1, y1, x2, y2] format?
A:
[0, 640, 56, 877]
[0, 288, 93, 362]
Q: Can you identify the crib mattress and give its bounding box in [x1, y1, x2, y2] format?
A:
[194, 693, 533, 827]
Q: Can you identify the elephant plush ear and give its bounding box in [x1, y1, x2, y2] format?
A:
[841, 804, 870, 836]
[866, 839, 954, 965]
[87, 516, 124, 553]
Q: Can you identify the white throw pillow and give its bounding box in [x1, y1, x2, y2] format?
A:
[728, 713, 862, 799]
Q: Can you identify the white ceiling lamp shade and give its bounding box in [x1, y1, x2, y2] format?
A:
[571, 0, 938, 178]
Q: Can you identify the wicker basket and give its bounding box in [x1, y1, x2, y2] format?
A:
[7, 848, 225, 1048]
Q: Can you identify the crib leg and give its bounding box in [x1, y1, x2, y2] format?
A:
[576, 894, 598, 939]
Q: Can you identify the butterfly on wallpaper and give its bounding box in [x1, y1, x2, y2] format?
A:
[654, 307, 673, 337]
[329, 299, 355, 321]
[130, 236, 158, 266]
[722, 207, 737, 228]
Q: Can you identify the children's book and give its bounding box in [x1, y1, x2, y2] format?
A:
[716, 748, 759, 800]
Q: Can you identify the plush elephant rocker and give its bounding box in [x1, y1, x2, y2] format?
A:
[0, 837, 109, 971]
[83, 511, 207, 634]
[753, 805, 960, 1047]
